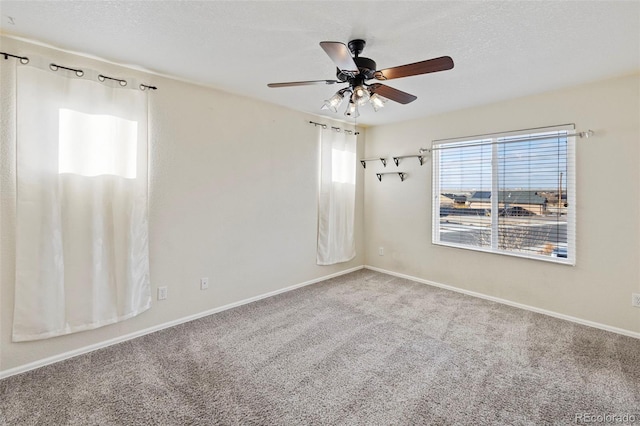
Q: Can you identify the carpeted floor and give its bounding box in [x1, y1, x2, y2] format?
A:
[1, 269, 639, 425]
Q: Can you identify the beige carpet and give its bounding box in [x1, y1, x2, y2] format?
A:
[1, 269, 639, 425]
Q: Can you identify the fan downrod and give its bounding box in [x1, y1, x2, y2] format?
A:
[348, 39, 366, 57]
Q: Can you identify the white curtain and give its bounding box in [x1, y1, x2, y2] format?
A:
[317, 128, 356, 265]
[13, 64, 151, 341]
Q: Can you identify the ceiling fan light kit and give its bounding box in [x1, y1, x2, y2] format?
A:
[352, 85, 370, 106]
[268, 39, 454, 118]
[369, 93, 387, 112]
[345, 99, 360, 118]
[321, 88, 349, 113]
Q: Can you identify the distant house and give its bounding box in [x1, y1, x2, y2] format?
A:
[467, 190, 548, 215]
[440, 193, 467, 207]
[538, 191, 567, 206]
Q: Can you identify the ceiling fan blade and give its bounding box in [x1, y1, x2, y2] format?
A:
[368, 83, 417, 104]
[319, 42, 360, 75]
[267, 80, 340, 88]
[375, 56, 454, 81]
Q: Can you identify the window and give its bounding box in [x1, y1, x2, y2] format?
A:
[331, 148, 356, 184]
[317, 128, 356, 265]
[432, 125, 575, 264]
[59, 109, 138, 178]
[13, 64, 151, 342]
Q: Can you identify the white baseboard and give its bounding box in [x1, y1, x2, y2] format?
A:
[365, 265, 640, 340]
[0, 266, 364, 380]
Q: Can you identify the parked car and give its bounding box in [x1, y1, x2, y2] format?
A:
[551, 247, 567, 258]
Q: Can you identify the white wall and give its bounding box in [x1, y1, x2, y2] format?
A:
[364, 73, 640, 334]
[0, 36, 365, 374]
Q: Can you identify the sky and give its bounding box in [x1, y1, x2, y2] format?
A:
[438, 135, 569, 192]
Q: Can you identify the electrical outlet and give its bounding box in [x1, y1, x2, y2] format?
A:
[157, 286, 168, 300]
[200, 277, 209, 290]
[379, 247, 384, 256]
[632, 293, 640, 308]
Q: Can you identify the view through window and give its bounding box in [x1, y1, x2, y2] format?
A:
[432, 126, 575, 264]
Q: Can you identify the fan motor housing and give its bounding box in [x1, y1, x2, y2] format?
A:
[336, 57, 377, 82]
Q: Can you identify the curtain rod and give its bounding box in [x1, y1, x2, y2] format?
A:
[50, 63, 84, 77]
[48, 61, 158, 91]
[430, 123, 576, 144]
[420, 129, 593, 153]
[99, 73, 128, 87]
[4, 52, 158, 90]
[309, 120, 360, 135]
[1, 51, 29, 64]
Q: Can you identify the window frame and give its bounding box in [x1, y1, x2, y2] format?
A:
[432, 124, 576, 265]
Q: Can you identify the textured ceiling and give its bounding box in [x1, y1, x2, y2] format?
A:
[1, 1, 639, 126]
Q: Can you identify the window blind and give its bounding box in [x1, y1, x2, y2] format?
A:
[432, 126, 575, 265]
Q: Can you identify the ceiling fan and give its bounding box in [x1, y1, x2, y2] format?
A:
[267, 39, 454, 117]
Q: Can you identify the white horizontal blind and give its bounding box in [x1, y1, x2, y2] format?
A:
[432, 125, 575, 265]
[433, 139, 493, 250]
